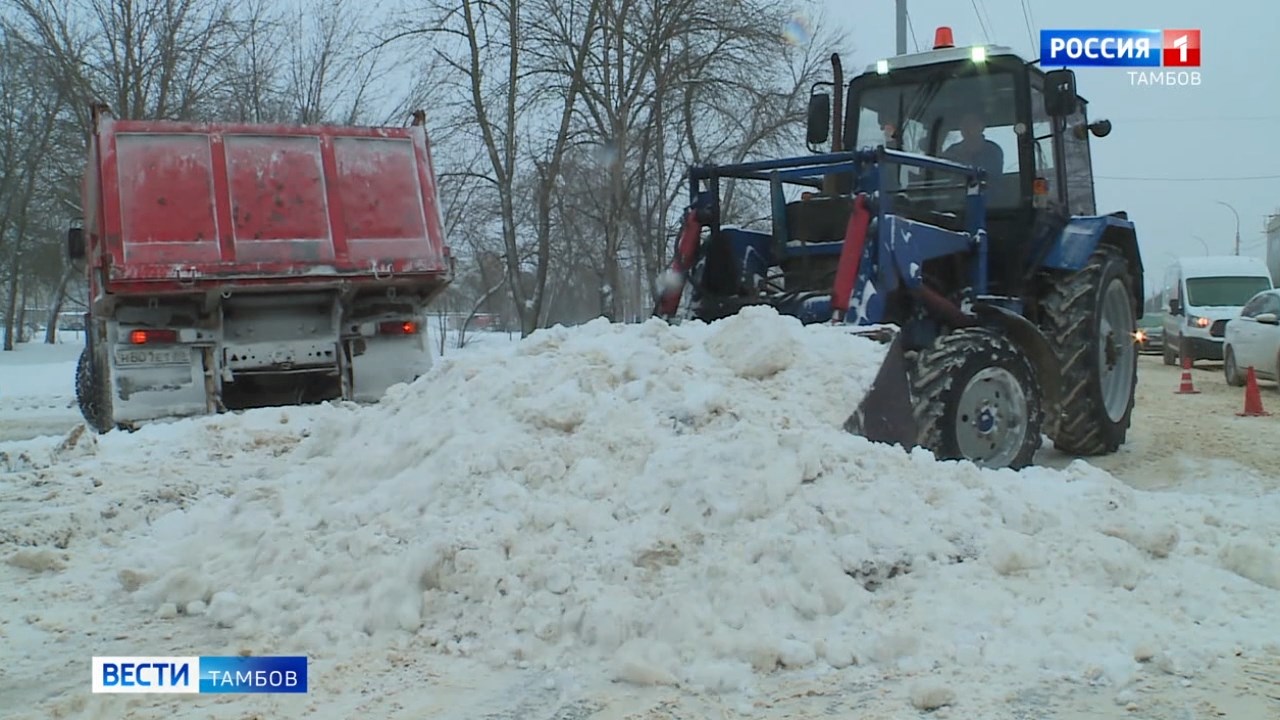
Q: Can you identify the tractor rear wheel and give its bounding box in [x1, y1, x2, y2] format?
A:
[1040, 244, 1138, 455]
[909, 326, 1043, 470]
[75, 348, 113, 434]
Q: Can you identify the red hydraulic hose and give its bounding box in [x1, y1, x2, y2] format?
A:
[830, 194, 870, 321]
[655, 209, 703, 317]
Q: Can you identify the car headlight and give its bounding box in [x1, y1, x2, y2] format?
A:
[1133, 330, 1147, 342]
[1190, 315, 1210, 328]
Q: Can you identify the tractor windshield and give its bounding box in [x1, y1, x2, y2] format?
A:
[847, 66, 1023, 209]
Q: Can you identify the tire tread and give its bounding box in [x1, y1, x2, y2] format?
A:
[1039, 245, 1136, 455]
[909, 327, 1043, 469]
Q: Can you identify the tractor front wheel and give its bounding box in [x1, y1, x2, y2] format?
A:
[909, 327, 1044, 470]
[1040, 244, 1138, 455]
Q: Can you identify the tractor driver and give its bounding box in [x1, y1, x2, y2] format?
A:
[942, 111, 1004, 180]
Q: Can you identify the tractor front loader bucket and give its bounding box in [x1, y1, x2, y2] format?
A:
[843, 332, 919, 451]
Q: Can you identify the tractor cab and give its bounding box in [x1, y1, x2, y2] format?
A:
[803, 28, 1114, 298]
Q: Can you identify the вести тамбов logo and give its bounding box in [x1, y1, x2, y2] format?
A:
[92, 656, 308, 694]
[1039, 29, 1201, 87]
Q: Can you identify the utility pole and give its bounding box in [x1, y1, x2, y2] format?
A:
[896, 0, 908, 55]
[1217, 201, 1241, 255]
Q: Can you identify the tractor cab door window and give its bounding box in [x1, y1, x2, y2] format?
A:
[1062, 100, 1097, 216]
[1028, 84, 1061, 208]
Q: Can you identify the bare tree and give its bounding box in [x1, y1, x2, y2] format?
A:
[385, 0, 604, 336]
[10, 0, 243, 121]
[287, 0, 394, 125]
[0, 27, 68, 348]
[1, 0, 850, 348]
[556, 0, 848, 314]
[215, 0, 292, 123]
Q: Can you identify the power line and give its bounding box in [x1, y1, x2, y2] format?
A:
[1107, 115, 1280, 124]
[977, 0, 997, 43]
[1018, 0, 1037, 55]
[969, 0, 991, 43]
[1095, 174, 1280, 182]
[1024, 0, 1038, 53]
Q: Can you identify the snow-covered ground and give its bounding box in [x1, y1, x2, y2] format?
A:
[0, 330, 514, 444]
[2, 311, 1277, 719]
[0, 333, 85, 443]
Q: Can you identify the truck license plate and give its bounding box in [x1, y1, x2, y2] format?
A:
[115, 348, 190, 366]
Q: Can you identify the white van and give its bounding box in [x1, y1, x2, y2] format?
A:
[1162, 256, 1274, 365]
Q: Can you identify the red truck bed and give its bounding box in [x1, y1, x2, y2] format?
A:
[85, 112, 451, 293]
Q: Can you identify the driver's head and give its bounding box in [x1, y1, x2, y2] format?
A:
[959, 112, 986, 142]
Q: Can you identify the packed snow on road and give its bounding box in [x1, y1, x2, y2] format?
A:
[2, 308, 1278, 719]
[0, 334, 83, 443]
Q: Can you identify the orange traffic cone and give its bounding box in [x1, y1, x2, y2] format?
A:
[1237, 366, 1271, 417]
[1174, 353, 1200, 394]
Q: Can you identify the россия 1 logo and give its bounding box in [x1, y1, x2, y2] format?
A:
[1039, 29, 1201, 87]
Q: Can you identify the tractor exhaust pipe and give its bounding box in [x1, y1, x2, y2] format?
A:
[830, 53, 844, 152]
[822, 53, 844, 195]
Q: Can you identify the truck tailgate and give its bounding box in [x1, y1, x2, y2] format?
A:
[95, 118, 449, 285]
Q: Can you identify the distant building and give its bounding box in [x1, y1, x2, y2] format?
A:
[1269, 213, 1280, 285]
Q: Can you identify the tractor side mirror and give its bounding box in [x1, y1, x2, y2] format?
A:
[1043, 69, 1078, 117]
[1169, 297, 1182, 315]
[67, 226, 85, 260]
[806, 92, 831, 146]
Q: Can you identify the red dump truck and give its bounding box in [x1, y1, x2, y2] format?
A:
[67, 105, 453, 432]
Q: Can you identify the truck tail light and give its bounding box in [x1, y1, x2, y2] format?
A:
[378, 321, 419, 335]
[129, 329, 179, 344]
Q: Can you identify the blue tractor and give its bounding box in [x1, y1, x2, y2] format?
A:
[655, 30, 1143, 470]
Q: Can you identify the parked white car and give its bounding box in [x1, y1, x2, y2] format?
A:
[1222, 288, 1280, 386]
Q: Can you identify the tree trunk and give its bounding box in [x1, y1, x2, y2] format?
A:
[44, 263, 76, 343]
[3, 256, 21, 350]
[458, 278, 506, 348]
[16, 281, 30, 344]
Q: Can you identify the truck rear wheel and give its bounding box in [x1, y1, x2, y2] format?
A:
[1040, 244, 1137, 455]
[909, 327, 1043, 470]
[75, 348, 114, 434]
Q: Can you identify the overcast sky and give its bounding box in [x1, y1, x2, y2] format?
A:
[818, 0, 1279, 296]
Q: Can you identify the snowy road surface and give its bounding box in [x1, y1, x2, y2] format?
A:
[0, 338, 82, 443]
[1, 312, 1277, 719]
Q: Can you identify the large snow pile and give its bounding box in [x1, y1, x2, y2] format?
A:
[115, 307, 1279, 693]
